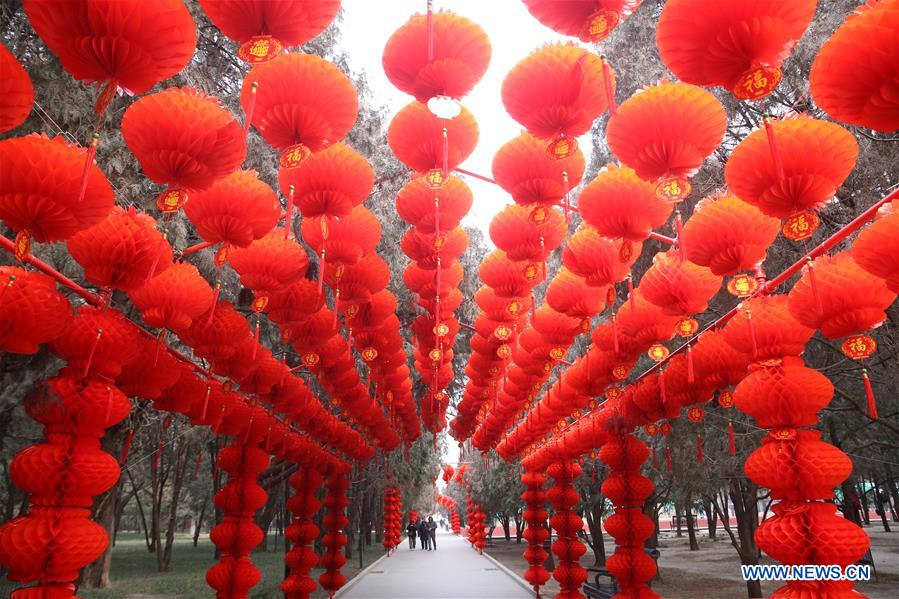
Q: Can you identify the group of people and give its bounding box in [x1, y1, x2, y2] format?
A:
[406, 516, 438, 550]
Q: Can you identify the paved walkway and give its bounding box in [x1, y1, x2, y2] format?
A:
[337, 532, 532, 599]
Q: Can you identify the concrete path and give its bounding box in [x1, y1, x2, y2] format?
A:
[337, 532, 532, 599]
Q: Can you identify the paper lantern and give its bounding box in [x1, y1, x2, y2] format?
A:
[787, 252, 896, 339]
[122, 88, 246, 201]
[691, 330, 750, 391]
[725, 116, 858, 219]
[546, 267, 607, 320]
[562, 226, 637, 288]
[479, 251, 541, 298]
[325, 254, 390, 304]
[810, 0, 899, 132]
[383, 11, 491, 102]
[115, 336, 182, 399]
[278, 143, 374, 219]
[184, 170, 280, 248]
[523, 0, 643, 41]
[129, 262, 214, 332]
[49, 307, 142, 379]
[181, 301, 251, 361]
[734, 357, 834, 428]
[0, 267, 72, 355]
[228, 229, 309, 294]
[241, 53, 358, 158]
[23, 0, 195, 99]
[490, 204, 567, 262]
[0, 134, 114, 244]
[199, 0, 340, 61]
[396, 175, 473, 232]
[491, 132, 585, 206]
[657, 0, 816, 99]
[606, 81, 726, 200]
[387, 101, 479, 172]
[67, 206, 171, 291]
[851, 202, 899, 293]
[301, 206, 381, 267]
[578, 164, 671, 242]
[723, 295, 815, 361]
[681, 194, 780, 276]
[401, 226, 469, 268]
[639, 251, 722, 316]
[0, 43, 33, 133]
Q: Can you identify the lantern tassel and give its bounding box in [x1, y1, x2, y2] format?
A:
[201, 386, 211, 422]
[427, 0, 434, 62]
[120, 428, 135, 464]
[697, 433, 704, 464]
[675, 210, 686, 261]
[151, 441, 164, 472]
[530, 292, 536, 324]
[193, 449, 203, 478]
[666, 446, 672, 472]
[806, 257, 823, 315]
[763, 116, 785, 182]
[284, 185, 296, 239]
[146, 233, 168, 283]
[611, 312, 619, 354]
[746, 308, 759, 360]
[434, 195, 440, 235]
[252, 319, 260, 360]
[540, 237, 547, 281]
[562, 170, 571, 223]
[728, 421, 736, 456]
[442, 127, 449, 178]
[601, 57, 616, 116]
[686, 343, 694, 384]
[207, 282, 221, 324]
[332, 290, 340, 330]
[82, 328, 103, 379]
[863, 369, 878, 420]
[659, 370, 667, 406]
[243, 81, 258, 140]
[78, 133, 100, 203]
[317, 249, 326, 297]
[628, 275, 635, 314]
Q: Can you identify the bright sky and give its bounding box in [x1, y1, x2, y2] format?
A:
[340, 0, 590, 237]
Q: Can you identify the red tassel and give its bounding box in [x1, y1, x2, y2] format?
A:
[243, 81, 258, 139]
[674, 210, 686, 261]
[78, 133, 100, 203]
[104, 386, 114, 424]
[627, 275, 635, 313]
[540, 237, 547, 280]
[193, 449, 203, 478]
[697, 433, 704, 464]
[666, 446, 672, 472]
[434, 194, 440, 235]
[252, 319, 260, 360]
[863, 369, 878, 420]
[530, 292, 536, 323]
[200, 386, 211, 422]
[206, 282, 221, 325]
[601, 57, 616, 116]
[745, 308, 759, 360]
[331, 290, 340, 330]
[317, 249, 326, 297]
[806, 257, 823, 315]
[436, 256, 442, 294]
[728, 421, 736, 456]
[284, 185, 295, 239]
[151, 440, 164, 472]
[686, 343, 694, 384]
[146, 233, 168, 283]
[435, 294, 441, 331]
[442, 127, 449, 177]
[120, 428, 134, 464]
[82, 328, 103, 379]
[612, 313, 619, 354]
[427, 0, 434, 61]
[763, 116, 785, 182]
[659, 370, 667, 406]
[562, 170, 571, 222]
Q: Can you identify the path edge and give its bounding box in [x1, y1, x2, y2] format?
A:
[333, 550, 390, 598]
[481, 548, 537, 597]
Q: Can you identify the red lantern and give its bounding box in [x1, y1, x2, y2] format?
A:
[301, 206, 381, 267]
[116, 336, 182, 400]
[23, 0, 195, 102]
[578, 163, 672, 242]
[49, 307, 142, 379]
[0, 134, 114, 244]
[489, 204, 567, 262]
[228, 229, 309, 295]
[562, 226, 637, 288]
[691, 330, 750, 391]
[787, 252, 896, 339]
[129, 262, 214, 333]
[546, 268, 607, 321]
[657, 0, 816, 99]
[387, 101, 479, 172]
[396, 175, 473, 233]
[523, 0, 642, 42]
[639, 250, 722, 316]
[402, 226, 469, 268]
[241, 53, 358, 158]
[0, 267, 72, 354]
[606, 81, 726, 200]
[67, 206, 171, 291]
[383, 11, 491, 102]
[681, 194, 780, 276]
[184, 170, 280, 248]
[723, 295, 815, 362]
[278, 143, 374, 220]
[725, 116, 858, 219]
[479, 251, 542, 298]
[491, 132, 585, 206]
[0, 43, 33, 133]
[122, 88, 246, 203]
[502, 44, 614, 147]
[734, 357, 833, 429]
[199, 0, 339, 62]
[810, 0, 899, 132]
[851, 200, 899, 293]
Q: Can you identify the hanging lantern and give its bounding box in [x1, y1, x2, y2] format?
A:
[129, 262, 215, 333]
[545, 267, 607, 321]
[562, 226, 638, 288]
[278, 143, 374, 220]
[387, 101, 479, 173]
[301, 206, 381, 269]
[396, 175, 473, 233]
[810, 0, 899, 132]
[491, 132, 585, 206]
[522, 0, 643, 42]
[578, 163, 672, 242]
[479, 251, 542, 298]
[116, 336, 182, 399]
[199, 0, 340, 63]
[724, 116, 858, 221]
[606, 81, 726, 201]
[401, 226, 469, 268]
[23, 0, 195, 111]
[241, 53, 358, 164]
[49, 306, 143, 379]
[639, 250, 723, 316]
[681, 194, 780, 276]
[228, 229, 309, 295]
[0, 134, 114, 248]
[489, 204, 567, 262]
[851, 200, 899, 294]
[657, 0, 816, 100]
[383, 10, 491, 102]
[184, 170, 280, 248]
[0, 43, 33, 133]
[723, 295, 815, 362]
[0, 266, 72, 354]
[67, 206, 172, 291]
[502, 43, 614, 155]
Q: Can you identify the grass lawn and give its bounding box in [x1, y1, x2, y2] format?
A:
[69, 533, 385, 599]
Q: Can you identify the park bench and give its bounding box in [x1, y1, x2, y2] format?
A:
[582, 547, 661, 599]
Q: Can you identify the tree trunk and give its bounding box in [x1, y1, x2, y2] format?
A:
[126, 469, 152, 552]
[514, 512, 523, 543]
[194, 496, 208, 547]
[500, 513, 511, 541]
[885, 465, 899, 522]
[704, 498, 717, 540]
[858, 482, 871, 525]
[685, 490, 700, 551]
[585, 496, 607, 567]
[643, 495, 660, 550]
[674, 502, 683, 537]
[159, 440, 190, 572]
[873, 480, 891, 533]
[730, 479, 762, 599]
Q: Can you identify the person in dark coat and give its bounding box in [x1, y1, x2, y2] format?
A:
[406, 519, 417, 549]
[427, 516, 438, 550]
[417, 518, 431, 550]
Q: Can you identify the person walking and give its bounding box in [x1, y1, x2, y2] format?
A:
[406, 519, 417, 549]
[427, 516, 438, 551]
[418, 518, 431, 550]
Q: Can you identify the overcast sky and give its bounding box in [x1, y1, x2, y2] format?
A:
[340, 0, 590, 238]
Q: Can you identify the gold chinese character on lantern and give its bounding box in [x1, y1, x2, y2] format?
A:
[523, 263, 539, 281]
[429, 348, 442, 362]
[579, 9, 619, 42]
[659, 421, 672, 436]
[733, 65, 782, 101]
[655, 176, 692, 203]
[494, 324, 512, 340]
[607, 387, 621, 400]
[496, 344, 511, 359]
[238, 35, 282, 64]
[687, 406, 705, 423]
[549, 347, 565, 360]
[546, 136, 578, 160]
[612, 364, 628, 380]
[303, 352, 320, 368]
[156, 188, 188, 213]
[434, 322, 450, 337]
[344, 303, 359, 318]
[529, 206, 548, 225]
[606, 286, 617, 308]
[782, 210, 820, 241]
[214, 245, 230, 267]
[727, 273, 759, 298]
[644, 423, 660, 436]
[423, 168, 446, 189]
[647, 344, 670, 362]
[251, 295, 268, 313]
[676, 317, 699, 337]
[361, 347, 378, 362]
[507, 300, 522, 315]
[619, 241, 633, 263]
[279, 143, 311, 170]
[14, 230, 30, 261]
[718, 390, 734, 408]
[841, 333, 877, 360]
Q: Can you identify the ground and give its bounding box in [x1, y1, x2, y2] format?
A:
[485, 528, 899, 599]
